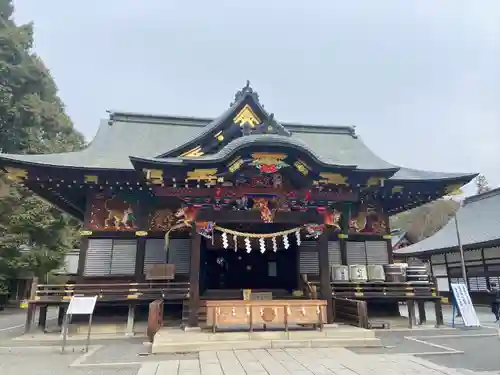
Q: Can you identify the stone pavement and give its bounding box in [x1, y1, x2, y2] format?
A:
[136, 348, 498, 375]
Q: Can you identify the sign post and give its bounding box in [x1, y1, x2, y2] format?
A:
[61, 296, 97, 353]
[450, 283, 480, 327]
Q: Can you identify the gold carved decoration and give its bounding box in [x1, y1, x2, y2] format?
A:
[317, 173, 348, 186]
[294, 160, 309, 175]
[367, 177, 384, 187]
[84, 175, 98, 184]
[392, 185, 404, 194]
[181, 146, 204, 158]
[261, 307, 277, 322]
[445, 184, 463, 196]
[4, 167, 27, 182]
[251, 153, 286, 164]
[143, 169, 163, 184]
[233, 104, 261, 128]
[228, 157, 244, 173]
[186, 168, 218, 184]
[214, 131, 224, 142]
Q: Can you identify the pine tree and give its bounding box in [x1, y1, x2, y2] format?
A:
[0, 0, 84, 297]
[475, 174, 491, 195]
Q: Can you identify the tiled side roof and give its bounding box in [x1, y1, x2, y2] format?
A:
[394, 188, 500, 255]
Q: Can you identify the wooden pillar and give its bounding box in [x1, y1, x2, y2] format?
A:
[135, 238, 146, 282]
[407, 300, 417, 328]
[318, 227, 334, 324]
[383, 210, 393, 263]
[126, 304, 136, 336]
[77, 193, 93, 283]
[76, 237, 89, 283]
[339, 203, 350, 265]
[434, 299, 444, 327]
[38, 305, 48, 331]
[417, 301, 427, 324]
[57, 306, 66, 327]
[188, 223, 201, 327]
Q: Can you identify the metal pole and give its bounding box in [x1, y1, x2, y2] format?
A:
[454, 212, 468, 289]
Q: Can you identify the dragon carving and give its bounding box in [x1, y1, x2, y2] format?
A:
[323, 209, 342, 232]
[163, 205, 199, 249]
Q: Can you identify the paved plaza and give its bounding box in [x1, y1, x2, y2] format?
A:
[1, 306, 500, 375]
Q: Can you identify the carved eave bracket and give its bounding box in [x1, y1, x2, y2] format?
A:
[3, 166, 28, 182]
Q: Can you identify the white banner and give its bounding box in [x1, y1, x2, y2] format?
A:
[451, 283, 481, 327]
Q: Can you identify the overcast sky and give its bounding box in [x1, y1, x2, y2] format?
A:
[12, 0, 500, 194]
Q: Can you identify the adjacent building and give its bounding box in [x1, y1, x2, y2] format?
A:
[394, 188, 500, 304]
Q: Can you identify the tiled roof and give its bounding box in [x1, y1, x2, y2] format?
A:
[394, 188, 500, 255]
[0, 111, 476, 182]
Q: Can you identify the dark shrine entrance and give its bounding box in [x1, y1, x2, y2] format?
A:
[200, 224, 299, 294]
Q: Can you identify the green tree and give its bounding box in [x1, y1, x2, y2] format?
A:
[0, 0, 84, 296]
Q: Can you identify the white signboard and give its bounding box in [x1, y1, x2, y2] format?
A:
[62, 296, 98, 353]
[451, 283, 481, 327]
[67, 296, 97, 315]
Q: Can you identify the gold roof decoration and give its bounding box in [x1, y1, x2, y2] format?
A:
[181, 146, 204, 158]
[143, 169, 163, 185]
[317, 173, 348, 186]
[367, 177, 385, 187]
[186, 168, 218, 183]
[445, 183, 464, 196]
[4, 167, 27, 182]
[233, 104, 261, 128]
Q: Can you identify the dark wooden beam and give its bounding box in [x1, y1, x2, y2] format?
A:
[25, 182, 84, 220]
[153, 186, 358, 202]
[196, 208, 322, 224]
[188, 224, 201, 327]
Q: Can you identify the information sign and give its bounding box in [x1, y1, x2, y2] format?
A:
[451, 283, 480, 327]
[61, 295, 98, 354]
[67, 296, 97, 315]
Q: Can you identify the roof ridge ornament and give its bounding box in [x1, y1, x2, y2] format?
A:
[231, 80, 259, 106]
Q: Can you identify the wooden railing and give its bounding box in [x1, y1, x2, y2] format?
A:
[333, 297, 369, 328]
[311, 281, 438, 300]
[32, 282, 190, 303]
[147, 299, 164, 342]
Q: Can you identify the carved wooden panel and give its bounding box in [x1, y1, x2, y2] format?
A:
[87, 193, 139, 231]
[205, 300, 327, 329]
[148, 199, 198, 232]
[348, 204, 388, 235]
[287, 305, 325, 325]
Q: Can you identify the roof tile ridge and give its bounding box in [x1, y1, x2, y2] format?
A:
[464, 187, 500, 205]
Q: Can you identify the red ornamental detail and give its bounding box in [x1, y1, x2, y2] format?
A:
[259, 164, 278, 174]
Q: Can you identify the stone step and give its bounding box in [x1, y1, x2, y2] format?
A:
[152, 326, 380, 353]
[153, 337, 380, 353]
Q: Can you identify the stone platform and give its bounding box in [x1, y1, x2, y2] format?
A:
[152, 325, 381, 353]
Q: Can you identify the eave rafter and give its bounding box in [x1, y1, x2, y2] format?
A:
[370, 177, 475, 215]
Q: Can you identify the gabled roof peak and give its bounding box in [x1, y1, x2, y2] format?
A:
[231, 80, 259, 106]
